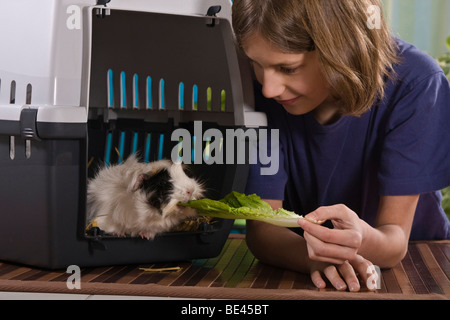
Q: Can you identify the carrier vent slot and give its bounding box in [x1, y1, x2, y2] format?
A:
[179, 82, 185, 110]
[5, 81, 33, 105]
[26, 84, 32, 105]
[25, 140, 31, 159]
[132, 132, 139, 154]
[157, 133, 164, 159]
[191, 136, 197, 163]
[192, 84, 198, 110]
[144, 133, 152, 162]
[118, 131, 126, 163]
[221, 90, 226, 111]
[10, 80, 16, 104]
[9, 136, 15, 160]
[159, 78, 165, 110]
[133, 74, 139, 109]
[120, 71, 127, 108]
[206, 87, 212, 111]
[103, 131, 168, 166]
[107, 69, 114, 108]
[105, 69, 229, 112]
[146, 76, 152, 109]
[7, 137, 38, 161]
[96, 121, 226, 169]
[204, 136, 211, 161]
[104, 132, 113, 164]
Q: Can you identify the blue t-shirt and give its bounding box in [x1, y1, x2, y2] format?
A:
[245, 38, 450, 241]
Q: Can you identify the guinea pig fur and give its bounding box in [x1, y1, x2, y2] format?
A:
[87, 155, 204, 240]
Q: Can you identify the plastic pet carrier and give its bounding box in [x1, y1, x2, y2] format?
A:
[0, 0, 266, 269]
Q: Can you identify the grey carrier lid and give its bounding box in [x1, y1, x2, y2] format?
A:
[85, 3, 266, 128]
[0, 0, 267, 141]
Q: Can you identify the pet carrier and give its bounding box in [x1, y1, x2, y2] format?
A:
[0, 0, 267, 269]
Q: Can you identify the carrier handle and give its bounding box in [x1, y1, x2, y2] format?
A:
[97, 0, 111, 6]
[206, 5, 221, 27]
[95, 0, 111, 18]
[20, 108, 41, 141]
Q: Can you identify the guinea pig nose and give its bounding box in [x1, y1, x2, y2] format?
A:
[185, 189, 194, 199]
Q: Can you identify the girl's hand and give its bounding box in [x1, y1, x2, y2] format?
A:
[298, 204, 365, 265]
[309, 254, 377, 292]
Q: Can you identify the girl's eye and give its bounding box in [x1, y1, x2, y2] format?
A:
[280, 66, 298, 74]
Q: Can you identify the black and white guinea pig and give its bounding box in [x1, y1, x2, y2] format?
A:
[87, 155, 204, 240]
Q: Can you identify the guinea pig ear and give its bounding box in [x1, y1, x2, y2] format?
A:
[131, 173, 150, 192]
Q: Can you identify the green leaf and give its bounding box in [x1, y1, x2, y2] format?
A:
[446, 36, 450, 50]
[180, 192, 305, 228]
[442, 188, 450, 219]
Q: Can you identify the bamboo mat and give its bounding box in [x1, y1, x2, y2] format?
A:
[0, 235, 449, 300]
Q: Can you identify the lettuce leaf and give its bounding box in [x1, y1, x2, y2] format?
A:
[180, 191, 305, 228]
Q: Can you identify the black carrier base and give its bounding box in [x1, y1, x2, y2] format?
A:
[0, 118, 248, 269]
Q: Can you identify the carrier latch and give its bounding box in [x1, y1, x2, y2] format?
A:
[95, 0, 111, 18]
[87, 227, 108, 252]
[206, 5, 221, 27]
[20, 107, 41, 141]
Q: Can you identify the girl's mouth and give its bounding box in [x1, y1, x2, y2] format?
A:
[276, 97, 300, 106]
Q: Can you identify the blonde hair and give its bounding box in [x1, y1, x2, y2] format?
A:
[232, 0, 399, 116]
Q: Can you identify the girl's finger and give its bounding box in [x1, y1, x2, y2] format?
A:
[299, 219, 362, 250]
[303, 231, 358, 264]
[349, 255, 379, 292]
[305, 205, 354, 226]
[338, 261, 361, 292]
[310, 269, 327, 289]
[323, 265, 347, 291]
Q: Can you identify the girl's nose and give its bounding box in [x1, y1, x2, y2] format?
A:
[260, 71, 285, 99]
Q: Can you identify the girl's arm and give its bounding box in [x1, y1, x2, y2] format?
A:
[246, 200, 376, 291]
[245, 200, 312, 274]
[299, 195, 420, 269]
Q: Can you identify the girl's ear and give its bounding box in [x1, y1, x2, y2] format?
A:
[130, 173, 150, 192]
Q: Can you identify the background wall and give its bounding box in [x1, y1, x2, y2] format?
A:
[382, 0, 450, 57]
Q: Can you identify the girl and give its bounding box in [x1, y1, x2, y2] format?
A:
[233, 0, 450, 292]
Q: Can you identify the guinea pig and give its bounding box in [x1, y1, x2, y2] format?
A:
[87, 155, 204, 240]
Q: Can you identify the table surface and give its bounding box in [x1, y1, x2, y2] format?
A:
[0, 234, 449, 300]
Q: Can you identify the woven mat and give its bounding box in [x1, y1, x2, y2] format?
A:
[0, 235, 449, 300]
